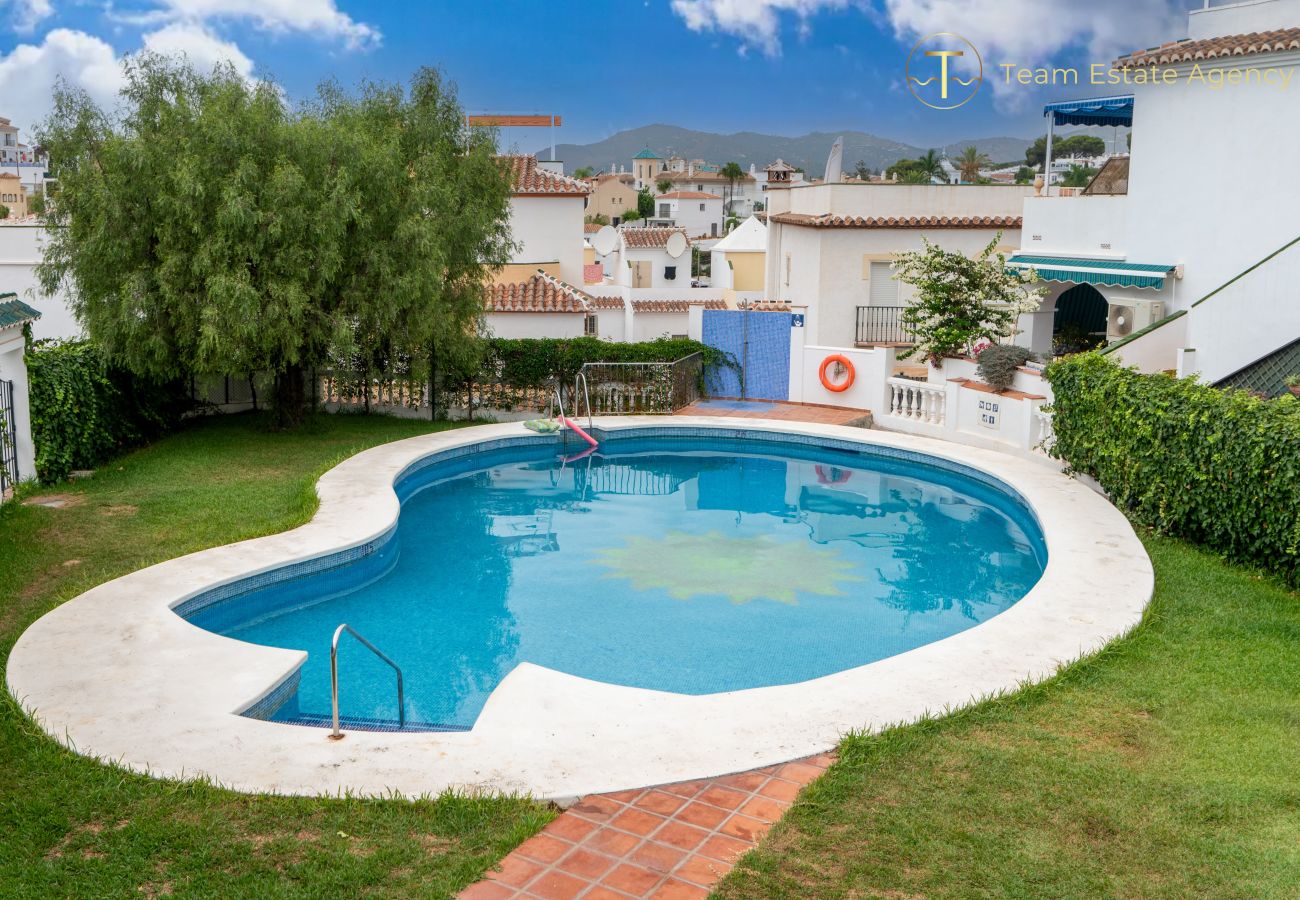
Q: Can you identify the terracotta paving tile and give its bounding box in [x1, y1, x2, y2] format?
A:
[458, 754, 839, 899]
[611, 807, 668, 837]
[659, 779, 708, 799]
[634, 790, 687, 816]
[776, 762, 824, 785]
[556, 847, 618, 880]
[547, 815, 599, 843]
[673, 801, 730, 831]
[525, 869, 589, 900]
[487, 854, 545, 888]
[460, 881, 516, 900]
[514, 832, 573, 865]
[719, 813, 771, 843]
[630, 840, 686, 874]
[584, 889, 634, 900]
[674, 853, 734, 886]
[697, 833, 756, 863]
[604, 863, 664, 896]
[570, 795, 624, 823]
[739, 795, 788, 823]
[696, 785, 748, 811]
[715, 771, 767, 792]
[757, 777, 802, 802]
[583, 828, 641, 857]
[651, 821, 711, 852]
[649, 879, 710, 900]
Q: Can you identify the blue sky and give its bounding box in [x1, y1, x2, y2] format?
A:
[1, 0, 1199, 150]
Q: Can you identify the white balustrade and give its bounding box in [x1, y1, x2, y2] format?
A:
[1033, 408, 1055, 452]
[887, 378, 946, 427]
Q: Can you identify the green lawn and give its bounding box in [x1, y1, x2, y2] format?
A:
[0, 413, 552, 898]
[715, 535, 1300, 899]
[3, 414, 1296, 898]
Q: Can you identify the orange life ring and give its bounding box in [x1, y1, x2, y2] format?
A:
[818, 354, 855, 392]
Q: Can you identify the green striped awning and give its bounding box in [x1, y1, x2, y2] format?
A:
[1007, 255, 1175, 290]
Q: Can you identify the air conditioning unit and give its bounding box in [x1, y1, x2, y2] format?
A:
[1106, 299, 1164, 339]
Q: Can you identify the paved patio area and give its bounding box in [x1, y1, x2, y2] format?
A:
[675, 399, 871, 427]
[461, 753, 834, 899]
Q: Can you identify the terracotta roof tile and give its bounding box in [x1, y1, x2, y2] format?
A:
[767, 213, 1022, 229]
[630, 298, 726, 313]
[499, 155, 590, 196]
[1116, 27, 1300, 67]
[584, 222, 604, 233]
[485, 271, 592, 313]
[620, 226, 690, 249]
[590, 294, 625, 309]
[738, 300, 792, 311]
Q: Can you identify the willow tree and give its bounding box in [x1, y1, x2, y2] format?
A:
[38, 56, 513, 424]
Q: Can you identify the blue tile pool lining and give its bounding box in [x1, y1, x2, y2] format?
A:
[172, 425, 1045, 726]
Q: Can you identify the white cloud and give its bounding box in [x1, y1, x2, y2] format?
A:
[0, 29, 124, 135]
[670, 0, 858, 56]
[670, 0, 1184, 106]
[882, 0, 1184, 110]
[118, 0, 380, 51]
[5, 0, 55, 33]
[140, 21, 254, 78]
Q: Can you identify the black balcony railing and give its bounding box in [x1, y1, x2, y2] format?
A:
[855, 306, 912, 344]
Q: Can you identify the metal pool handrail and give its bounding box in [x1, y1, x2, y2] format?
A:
[574, 371, 593, 430]
[329, 623, 405, 739]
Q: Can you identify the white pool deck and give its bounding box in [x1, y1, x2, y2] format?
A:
[6, 417, 1153, 800]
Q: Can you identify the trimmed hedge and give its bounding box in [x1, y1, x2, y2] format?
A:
[26, 340, 188, 483]
[1046, 353, 1300, 586]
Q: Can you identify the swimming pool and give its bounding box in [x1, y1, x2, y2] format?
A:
[180, 430, 1047, 731]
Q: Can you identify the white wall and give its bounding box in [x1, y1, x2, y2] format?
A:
[1188, 0, 1300, 39]
[508, 195, 585, 285]
[617, 247, 692, 290]
[784, 183, 1035, 220]
[656, 197, 723, 237]
[0, 225, 80, 340]
[1108, 309, 1189, 374]
[788, 340, 892, 412]
[0, 326, 36, 486]
[631, 311, 690, 341]
[1019, 195, 1129, 258]
[485, 313, 586, 339]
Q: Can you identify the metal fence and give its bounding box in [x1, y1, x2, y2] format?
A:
[855, 306, 912, 344]
[0, 379, 18, 494]
[579, 352, 703, 415]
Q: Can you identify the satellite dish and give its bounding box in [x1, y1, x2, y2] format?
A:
[592, 225, 617, 256]
[666, 231, 688, 258]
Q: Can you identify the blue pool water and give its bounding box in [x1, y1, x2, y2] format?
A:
[183, 432, 1046, 729]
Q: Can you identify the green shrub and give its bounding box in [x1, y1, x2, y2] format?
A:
[1046, 353, 1300, 586]
[976, 344, 1036, 391]
[478, 337, 728, 389]
[26, 340, 189, 483]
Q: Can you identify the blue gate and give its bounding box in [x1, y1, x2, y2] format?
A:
[701, 309, 792, 400]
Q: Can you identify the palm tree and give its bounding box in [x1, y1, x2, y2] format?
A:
[917, 149, 946, 184]
[655, 178, 673, 195]
[956, 146, 992, 183]
[720, 161, 744, 214]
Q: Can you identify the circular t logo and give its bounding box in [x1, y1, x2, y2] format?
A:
[906, 32, 983, 110]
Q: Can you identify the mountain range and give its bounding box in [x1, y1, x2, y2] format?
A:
[533, 124, 1043, 178]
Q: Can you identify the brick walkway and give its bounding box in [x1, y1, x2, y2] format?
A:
[676, 399, 871, 427]
[460, 754, 834, 899]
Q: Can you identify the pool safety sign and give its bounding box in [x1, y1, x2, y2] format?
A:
[978, 398, 1000, 429]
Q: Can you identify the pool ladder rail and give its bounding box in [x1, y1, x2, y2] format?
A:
[329, 623, 404, 740]
[550, 374, 597, 449]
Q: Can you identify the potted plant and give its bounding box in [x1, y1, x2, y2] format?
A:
[1285, 374, 1300, 398]
[976, 344, 1038, 392]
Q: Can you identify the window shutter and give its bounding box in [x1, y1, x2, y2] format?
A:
[869, 261, 898, 306]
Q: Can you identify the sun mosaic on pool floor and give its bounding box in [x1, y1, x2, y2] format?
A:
[590, 530, 862, 604]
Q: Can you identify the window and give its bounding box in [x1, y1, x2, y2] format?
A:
[659, 203, 670, 218]
[698, 203, 705, 211]
[584, 313, 598, 336]
[869, 261, 898, 305]
[697, 184, 704, 192]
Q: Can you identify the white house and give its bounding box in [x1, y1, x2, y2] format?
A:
[0, 294, 40, 496]
[654, 191, 724, 238]
[0, 221, 79, 340]
[764, 182, 1032, 347]
[609, 226, 694, 291]
[1013, 0, 1300, 390]
[497, 155, 588, 286]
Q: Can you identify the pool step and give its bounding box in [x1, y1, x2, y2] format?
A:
[279, 712, 471, 734]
